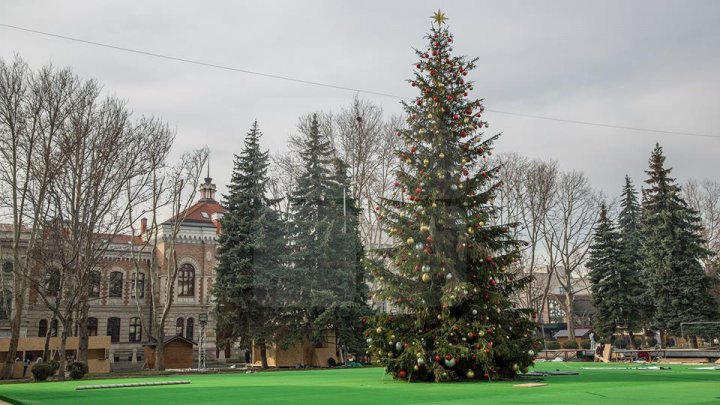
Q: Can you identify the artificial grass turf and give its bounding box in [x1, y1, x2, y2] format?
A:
[2, 362, 720, 405]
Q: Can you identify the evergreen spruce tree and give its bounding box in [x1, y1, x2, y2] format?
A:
[214, 121, 286, 368]
[287, 115, 368, 353]
[367, 11, 537, 382]
[326, 158, 373, 357]
[616, 176, 646, 338]
[587, 204, 627, 339]
[640, 143, 717, 341]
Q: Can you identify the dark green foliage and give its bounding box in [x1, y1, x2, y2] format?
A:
[31, 362, 54, 381]
[587, 204, 638, 338]
[68, 361, 88, 379]
[214, 121, 288, 363]
[286, 116, 371, 354]
[561, 340, 579, 349]
[546, 341, 560, 350]
[366, 20, 537, 382]
[639, 144, 717, 335]
[616, 176, 647, 329]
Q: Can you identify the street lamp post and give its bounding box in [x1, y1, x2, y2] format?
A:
[198, 313, 208, 370]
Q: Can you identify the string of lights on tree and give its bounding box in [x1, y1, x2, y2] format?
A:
[365, 10, 539, 382]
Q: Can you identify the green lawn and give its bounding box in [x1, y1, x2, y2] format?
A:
[2, 362, 720, 404]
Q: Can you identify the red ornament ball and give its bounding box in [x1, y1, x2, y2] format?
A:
[398, 370, 407, 379]
[434, 355, 442, 363]
[445, 353, 453, 360]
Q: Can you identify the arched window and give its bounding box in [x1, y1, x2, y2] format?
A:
[107, 317, 120, 343]
[38, 319, 48, 337]
[2, 261, 13, 274]
[186, 317, 194, 341]
[88, 271, 101, 298]
[131, 272, 145, 298]
[129, 317, 142, 342]
[50, 319, 58, 337]
[178, 264, 195, 297]
[45, 268, 60, 297]
[0, 289, 10, 320]
[109, 271, 123, 298]
[176, 317, 184, 337]
[87, 317, 98, 336]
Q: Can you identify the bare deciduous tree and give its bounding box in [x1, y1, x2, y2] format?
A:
[0, 58, 75, 379]
[495, 154, 560, 322]
[684, 179, 720, 273]
[544, 171, 600, 341]
[129, 147, 208, 370]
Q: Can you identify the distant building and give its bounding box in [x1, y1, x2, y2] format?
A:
[0, 175, 224, 368]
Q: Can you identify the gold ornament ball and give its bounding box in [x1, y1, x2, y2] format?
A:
[423, 159, 429, 166]
[405, 158, 412, 164]
[376, 327, 383, 333]
[439, 152, 445, 158]
[466, 370, 476, 379]
[407, 237, 415, 245]
[422, 273, 431, 282]
[512, 363, 520, 372]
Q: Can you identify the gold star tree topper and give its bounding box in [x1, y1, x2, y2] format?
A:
[431, 10, 448, 25]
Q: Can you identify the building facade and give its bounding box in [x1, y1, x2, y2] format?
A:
[0, 175, 224, 368]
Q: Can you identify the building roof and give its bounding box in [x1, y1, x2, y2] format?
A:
[97, 233, 143, 245]
[180, 199, 224, 224]
[553, 328, 592, 339]
[162, 174, 224, 228]
[144, 335, 197, 347]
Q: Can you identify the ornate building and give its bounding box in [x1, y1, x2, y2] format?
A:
[0, 175, 224, 368]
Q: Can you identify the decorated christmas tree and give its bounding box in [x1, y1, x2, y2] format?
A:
[366, 11, 537, 382]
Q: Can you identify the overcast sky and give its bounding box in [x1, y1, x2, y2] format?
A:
[1, 0, 718, 201]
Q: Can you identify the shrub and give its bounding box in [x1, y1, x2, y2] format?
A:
[647, 337, 658, 347]
[68, 361, 89, 380]
[546, 341, 560, 350]
[327, 357, 337, 367]
[633, 338, 643, 349]
[31, 363, 54, 381]
[562, 340, 579, 349]
[615, 339, 627, 349]
[580, 339, 591, 349]
[48, 360, 60, 374]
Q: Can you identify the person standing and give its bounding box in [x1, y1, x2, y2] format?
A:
[23, 353, 33, 377]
